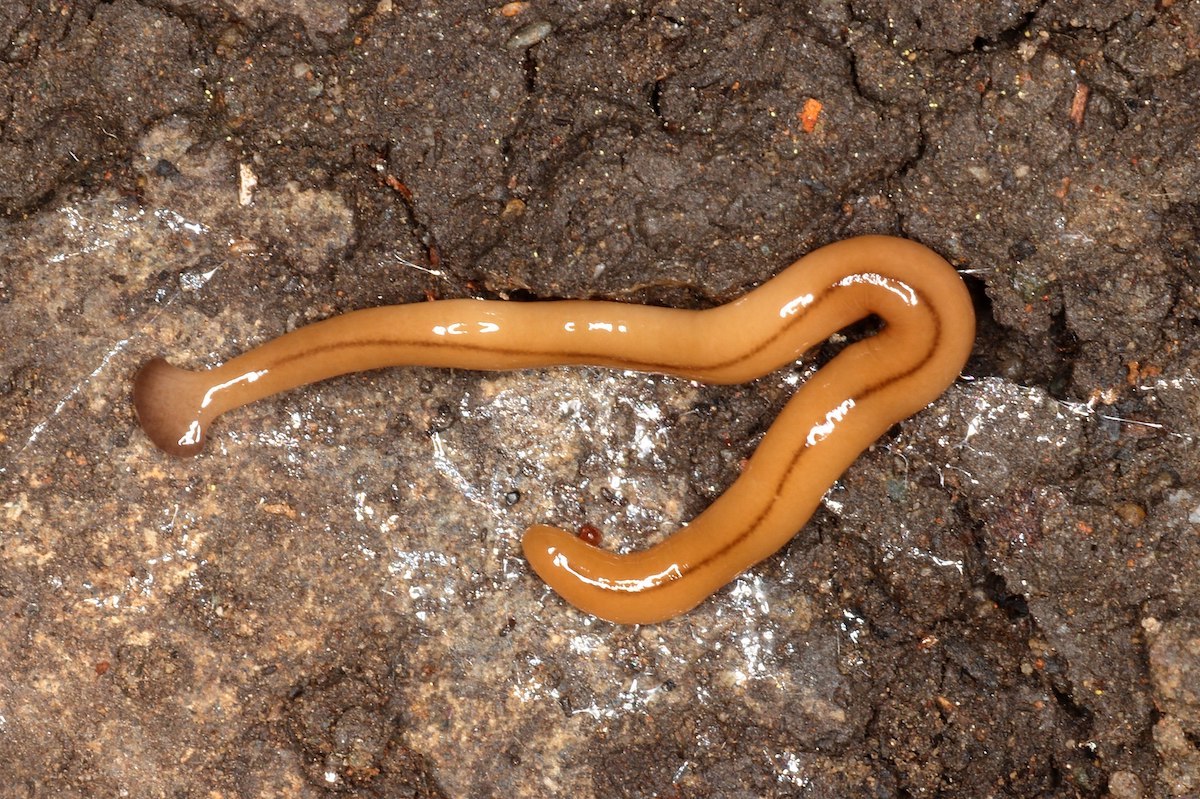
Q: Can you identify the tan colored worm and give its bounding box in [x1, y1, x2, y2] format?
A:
[134, 235, 974, 623]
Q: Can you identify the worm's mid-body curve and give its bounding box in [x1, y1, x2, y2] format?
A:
[134, 235, 975, 623]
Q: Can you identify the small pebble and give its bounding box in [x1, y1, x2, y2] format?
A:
[238, 162, 257, 206]
[153, 159, 180, 178]
[217, 24, 243, 51]
[1113, 501, 1146, 526]
[506, 20, 552, 50]
[1107, 770, 1143, 799]
[966, 165, 991, 184]
[500, 198, 526, 222]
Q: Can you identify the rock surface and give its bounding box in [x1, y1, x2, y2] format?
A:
[2, 1, 1198, 796]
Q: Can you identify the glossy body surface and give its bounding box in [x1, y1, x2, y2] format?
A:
[134, 236, 975, 623]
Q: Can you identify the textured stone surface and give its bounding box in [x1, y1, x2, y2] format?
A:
[2, 1, 1198, 796]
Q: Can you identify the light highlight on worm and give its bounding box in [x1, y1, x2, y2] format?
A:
[133, 235, 975, 624]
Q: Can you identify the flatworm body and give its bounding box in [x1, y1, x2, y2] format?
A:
[134, 235, 975, 623]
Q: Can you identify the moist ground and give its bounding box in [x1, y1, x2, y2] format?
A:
[2, 1, 1199, 797]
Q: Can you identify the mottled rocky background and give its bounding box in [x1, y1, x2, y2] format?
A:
[2, 1, 1199, 797]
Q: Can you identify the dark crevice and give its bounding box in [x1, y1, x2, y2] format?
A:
[647, 78, 665, 123]
[500, 287, 544, 302]
[1044, 308, 1081, 400]
[845, 45, 867, 103]
[522, 47, 538, 93]
[972, 8, 1038, 52]
[980, 571, 1030, 621]
[814, 314, 884, 367]
[1161, 202, 1200, 282]
[1098, 49, 1141, 91]
[1050, 682, 1094, 723]
[955, 263, 1081, 400]
[956, 271, 1000, 379]
[967, 514, 1036, 636]
[892, 120, 930, 188]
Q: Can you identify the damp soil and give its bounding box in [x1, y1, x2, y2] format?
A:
[2, 1, 1199, 797]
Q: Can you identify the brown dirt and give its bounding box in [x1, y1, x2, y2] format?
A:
[2, 1, 1198, 796]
